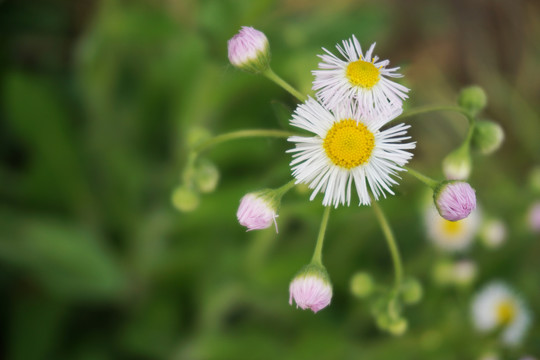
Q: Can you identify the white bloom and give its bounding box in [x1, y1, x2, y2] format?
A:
[472, 282, 531, 346]
[312, 36, 409, 117]
[480, 219, 507, 249]
[288, 98, 415, 207]
[425, 204, 481, 252]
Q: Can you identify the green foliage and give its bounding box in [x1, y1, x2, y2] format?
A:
[1, 0, 539, 359]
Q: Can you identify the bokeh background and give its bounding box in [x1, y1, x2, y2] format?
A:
[1, 0, 539, 359]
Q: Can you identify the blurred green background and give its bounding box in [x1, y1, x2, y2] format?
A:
[1, 0, 539, 359]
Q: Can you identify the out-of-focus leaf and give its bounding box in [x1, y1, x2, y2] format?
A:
[8, 296, 67, 360]
[271, 100, 293, 129]
[0, 211, 127, 301]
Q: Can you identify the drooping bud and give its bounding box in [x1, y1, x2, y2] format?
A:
[472, 120, 504, 155]
[228, 26, 270, 73]
[401, 277, 423, 305]
[289, 263, 333, 313]
[171, 185, 200, 212]
[442, 145, 472, 180]
[194, 159, 219, 193]
[434, 180, 476, 221]
[350, 272, 374, 298]
[237, 191, 278, 232]
[458, 85, 487, 116]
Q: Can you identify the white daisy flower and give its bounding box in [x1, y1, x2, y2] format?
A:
[287, 97, 415, 207]
[313, 36, 409, 116]
[425, 204, 481, 252]
[472, 282, 531, 346]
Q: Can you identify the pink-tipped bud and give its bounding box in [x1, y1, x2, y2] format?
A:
[289, 264, 333, 313]
[528, 202, 540, 233]
[237, 193, 277, 232]
[227, 26, 270, 73]
[434, 181, 477, 221]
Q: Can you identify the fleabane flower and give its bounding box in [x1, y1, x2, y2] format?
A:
[425, 204, 481, 252]
[313, 36, 409, 116]
[434, 180, 476, 221]
[289, 263, 332, 313]
[288, 98, 415, 207]
[227, 26, 270, 73]
[237, 192, 278, 232]
[472, 282, 531, 346]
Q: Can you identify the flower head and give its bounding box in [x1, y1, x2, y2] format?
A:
[425, 204, 481, 252]
[227, 26, 270, 73]
[237, 192, 278, 232]
[434, 180, 476, 221]
[312, 36, 409, 117]
[288, 97, 415, 207]
[289, 264, 332, 313]
[472, 282, 531, 346]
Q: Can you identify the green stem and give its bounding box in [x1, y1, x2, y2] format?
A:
[310, 206, 331, 266]
[371, 199, 403, 295]
[275, 179, 296, 197]
[192, 129, 296, 154]
[263, 68, 307, 102]
[404, 166, 439, 189]
[396, 105, 472, 121]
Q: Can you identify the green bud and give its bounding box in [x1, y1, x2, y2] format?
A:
[401, 277, 423, 305]
[387, 318, 408, 336]
[194, 159, 219, 193]
[186, 127, 212, 149]
[471, 120, 504, 155]
[350, 272, 374, 298]
[442, 145, 471, 180]
[458, 85, 487, 116]
[171, 185, 200, 212]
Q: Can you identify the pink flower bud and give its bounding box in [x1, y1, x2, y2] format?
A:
[237, 193, 277, 231]
[289, 264, 332, 313]
[227, 26, 270, 73]
[435, 181, 476, 221]
[528, 202, 540, 233]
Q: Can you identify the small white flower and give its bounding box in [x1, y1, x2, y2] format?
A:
[480, 219, 507, 249]
[312, 36, 409, 117]
[472, 282, 531, 346]
[287, 97, 415, 207]
[425, 204, 481, 252]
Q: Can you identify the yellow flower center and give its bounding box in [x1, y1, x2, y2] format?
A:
[346, 60, 380, 89]
[323, 119, 375, 169]
[496, 300, 516, 326]
[442, 219, 463, 236]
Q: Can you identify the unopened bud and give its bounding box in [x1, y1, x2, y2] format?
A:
[228, 26, 270, 74]
[401, 278, 423, 305]
[194, 159, 219, 193]
[350, 272, 374, 298]
[472, 120, 504, 155]
[172, 185, 200, 212]
[458, 85, 487, 116]
[442, 145, 471, 180]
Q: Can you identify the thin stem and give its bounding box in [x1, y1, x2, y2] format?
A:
[192, 129, 296, 154]
[404, 166, 439, 189]
[275, 179, 296, 197]
[263, 68, 307, 102]
[396, 105, 472, 121]
[310, 206, 331, 266]
[371, 199, 403, 295]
